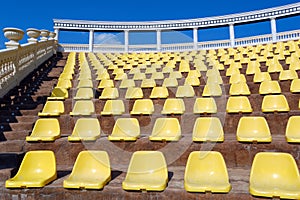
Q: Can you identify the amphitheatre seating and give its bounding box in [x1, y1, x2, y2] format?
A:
[259, 80, 281, 94]
[290, 78, 300, 93]
[261, 94, 290, 112]
[192, 117, 224, 142]
[130, 99, 154, 115]
[6, 151, 57, 188]
[285, 116, 300, 143]
[119, 79, 135, 88]
[77, 79, 93, 88]
[125, 87, 143, 99]
[26, 119, 60, 142]
[48, 87, 69, 100]
[74, 88, 94, 100]
[150, 86, 169, 98]
[202, 84, 222, 97]
[161, 98, 185, 115]
[176, 85, 195, 98]
[229, 82, 250, 96]
[226, 96, 253, 113]
[108, 118, 140, 141]
[149, 118, 181, 141]
[70, 100, 95, 116]
[101, 100, 125, 115]
[249, 152, 300, 199]
[99, 87, 119, 99]
[122, 151, 168, 191]
[193, 97, 217, 114]
[68, 118, 101, 141]
[98, 79, 114, 88]
[38, 101, 64, 117]
[141, 79, 156, 88]
[63, 151, 111, 189]
[184, 151, 231, 193]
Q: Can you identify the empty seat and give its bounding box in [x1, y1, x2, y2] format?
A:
[192, 117, 224, 142]
[119, 79, 135, 89]
[151, 72, 164, 80]
[77, 80, 93, 88]
[150, 87, 169, 99]
[226, 96, 253, 113]
[237, 117, 271, 142]
[184, 77, 200, 86]
[261, 94, 290, 112]
[259, 80, 281, 94]
[98, 79, 114, 89]
[193, 98, 217, 114]
[285, 116, 300, 143]
[229, 82, 250, 96]
[229, 74, 246, 84]
[63, 151, 110, 189]
[108, 118, 140, 141]
[101, 100, 125, 115]
[279, 69, 298, 81]
[161, 98, 185, 114]
[149, 118, 181, 141]
[130, 99, 154, 115]
[125, 87, 143, 99]
[206, 75, 223, 85]
[184, 151, 231, 193]
[176, 85, 195, 98]
[6, 151, 56, 188]
[141, 79, 156, 88]
[70, 100, 95, 116]
[162, 78, 178, 87]
[133, 72, 146, 80]
[169, 71, 182, 79]
[48, 87, 68, 100]
[96, 72, 110, 80]
[38, 101, 64, 117]
[249, 152, 300, 199]
[122, 151, 168, 191]
[179, 60, 190, 72]
[290, 79, 300, 93]
[74, 88, 94, 100]
[26, 119, 60, 142]
[99, 88, 119, 99]
[68, 118, 101, 141]
[253, 72, 271, 83]
[202, 84, 222, 97]
[57, 79, 72, 89]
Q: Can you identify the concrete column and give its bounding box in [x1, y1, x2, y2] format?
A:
[157, 30, 161, 51]
[271, 18, 277, 42]
[89, 30, 94, 52]
[193, 28, 198, 50]
[54, 28, 59, 41]
[229, 24, 235, 47]
[124, 30, 129, 52]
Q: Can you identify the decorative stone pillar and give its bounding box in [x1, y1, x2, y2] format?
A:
[3, 27, 24, 48]
[157, 30, 161, 51]
[193, 28, 198, 50]
[124, 30, 129, 52]
[270, 18, 277, 42]
[40, 29, 50, 41]
[229, 24, 235, 47]
[89, 30, 94, 52]
[26, 28, 41, 43]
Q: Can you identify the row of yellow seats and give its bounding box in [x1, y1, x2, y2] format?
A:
[6, 150, 300, 199]
[27, 114, 300, 143]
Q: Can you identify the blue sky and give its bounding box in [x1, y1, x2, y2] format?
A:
[0, 0, 300, 48]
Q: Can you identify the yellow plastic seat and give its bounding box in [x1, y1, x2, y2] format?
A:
[237, 117, 271, 142]
[96, 71, 110, 80]
[246, 62, 260, 75]
[5, 151, 57, 188]
[141, 79, 156, 88]
[59, 72, 73, 80]
[202, 84, 222, 97]
[77, 80, 93, 88]
[108, 118, 140, 141]
[122, 151, 168, 191]
[74, 88, 94, 100]
[179, 60, 190, 72]
[226, 96, 252, 113]
[253, 72, 271, 83]
[68, 118, 101, 141]
[48, 87, 68, 100]
[101, 100, 125, 115]
[151, 72, 164, 80]
[114, 73, 127, 81]
[161, 98, 185, 114]
[78, 73, 92, 80]
[98, 79, 114, 89]
[192, 117, 224, 142]
[267, 61, 283, 73]
[119, 79, 135, 89]
[26, 119, 60, 142]
[57, 79, 72, 89]
[249, 152, 300, 199]
[130, 99, 154, 115]
[193, 98, 217, 114]
[169, 71, 182, 79]
[229, 74, 246, 84]
[38, 101, 64, 117]
[133, 72, 146, 80]
[187, 70, 201, 78]
[226, 67, 240, 76]
[259, 80, 281, 94]
[184, 151, 231, 193]
[63, 151, 110, 189]
[125, 87, 143, 99]
[262, 94, 290, 112]
[149, 118, 181, 141]
[285, 116, 300, 143]
[99, 88, 119, 99]
[290, 79, 300, 93]
[229, 82, 250, 96]
[206, 75, 223, 85]
[150, 87, 169, 99]
[162, 78, 178, 87]
[279, 69, 298, 81]
[176, 85, 195, 98]
[145, 67, 156, 74]
[70, 100, 95, 116]
[184, 77, 200, 86]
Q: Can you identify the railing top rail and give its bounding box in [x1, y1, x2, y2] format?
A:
[54, 2, 300, 31]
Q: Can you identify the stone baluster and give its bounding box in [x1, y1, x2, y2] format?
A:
[3, 27, 24, 48]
